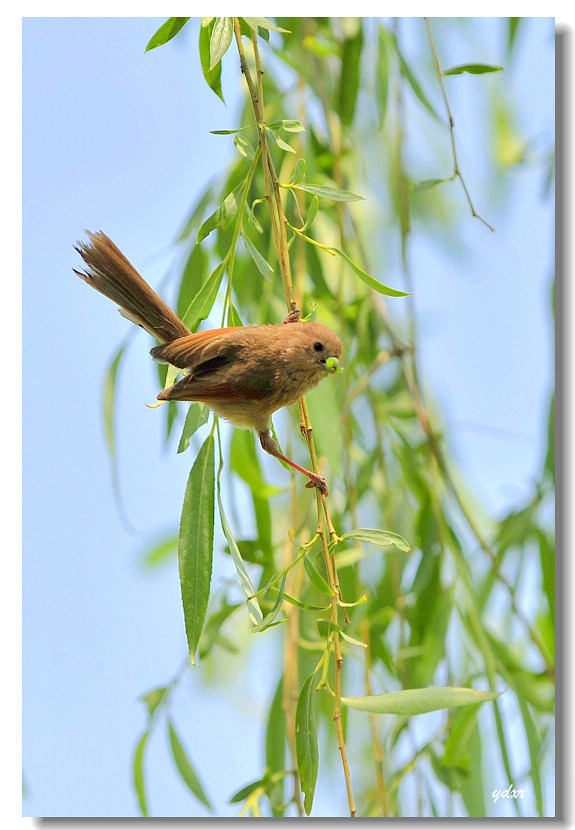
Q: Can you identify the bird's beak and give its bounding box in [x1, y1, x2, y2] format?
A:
[324, 356, 344, 374]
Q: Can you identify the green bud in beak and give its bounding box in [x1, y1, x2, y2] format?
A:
[325, 356, 344, 374]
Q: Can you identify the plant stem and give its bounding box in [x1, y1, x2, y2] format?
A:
[424, 17, 495, 232]
[232, 19, 356, 816]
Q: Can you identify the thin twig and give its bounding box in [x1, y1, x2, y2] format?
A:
[424, 17, 495, 232]
[232, 19, 356, 817]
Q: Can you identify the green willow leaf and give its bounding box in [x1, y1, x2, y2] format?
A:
[217, 481, 263, 625]
[296, 672, 319, 815]
[139, 533, 177, 569]
[265, 126, 296, 153]
[140, 686, 168, 717]
[209, 17, 233, 70]
[145, 17, 190, 52]
[177, 403, 210, 454]
[199, 21, 224, 102]
[102, 342, 126, 459]
[268, 119, 305, 133]
[330, 249, 411, 297]
[316, 620, 367, 649]
[293, 182, 364, 201]
[394, 37, 441, 121]
[241, 232, 273, 281]
[342, 686, 500, 716]
[269, 586, 330, 611]
[337, 24, 363, 126]
[507, 18, 522, 55]
[376, 26, 390, 126]
[341, 527, 411, 552]
[242, 17, 291, 34]
[178, 435, 215, 664]
[441, 704, 480, 772]
[230, 777, 267, 803]
[265, 675, 286, 816]
[251, 575, 287, 633]
[289, 158, 306, 185]
[412, 178, 450, 194]
[303, 555, 335, 596]
[197, 181, 243, 243]
[132, 730, 150, 816]
[211, 125, 253, 135]
[167, 720, 213, 811]
[181, 262, 226, 332]
[443, 63, 504, 76]
[234, 133, 256, 160]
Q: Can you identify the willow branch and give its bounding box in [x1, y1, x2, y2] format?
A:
[424, 17, 495, 232]
[232, 19, 356, 816]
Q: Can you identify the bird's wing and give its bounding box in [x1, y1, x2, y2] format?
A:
[157, 369, 269, 403]
[150, 327, 244, 369]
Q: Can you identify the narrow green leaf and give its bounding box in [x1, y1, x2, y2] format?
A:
[168, 720, 213, 811]
[265, 126, 296, 153]
[140, 686, 168, 717]
[270, 586, 330, 611]
[234, 133, 256, 160]
[265, 675, 286, 816]
[197, 181, 243, 243]
[181, 262, 226, 332]
[242, 232, 273, 281]
[305, 197, 321, 233]
[217, 481, 263, 624]
[177, 403, 210, 454]
[178, 435, 215, 664]
[394, 37, 440, 121]
[211, 125, 253, 135]
[331, 248, 411, 297]
[199, 21, 224, 102]
[303, 555, 335, 596]
[296, 673, 319, 815]
[242, 17, 291, 34]
[176, 244, 208, 320]
[507, 18, 522, 55]
[209, 17, 234, 70]
[132, 730, 150, 816]
[268, 119, 305, 133]
[517, 697, 544, 815]
[341, 686, 500, 716]
[198, 598, 241, 659]
[293, 182, 364, 201]
[230, 777, 267, 803]
[412, 178, 450, 194]
[289, 158, 306, 185]
[441, 704, 481, 771]
[145, 17, 190, 52]
[102, 343, 126, 459]
[443, 63, 503, 76]
[227, 304, 244, 327]
[376, 26, 390, 126]
[139, 533, 177, 569]
[337, 24, 363, 126]
[251, 575, 287, 633]
[317, 620, 367, 649]
[341, 527, 411, 552]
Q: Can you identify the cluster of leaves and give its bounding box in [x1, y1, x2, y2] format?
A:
[105, 17, 554, 818]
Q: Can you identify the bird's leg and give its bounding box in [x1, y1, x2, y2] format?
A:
[259, 431, 328, 495]
[282, 304, 301, 324]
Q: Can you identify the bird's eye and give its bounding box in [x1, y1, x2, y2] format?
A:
[313, 342, 324, 352]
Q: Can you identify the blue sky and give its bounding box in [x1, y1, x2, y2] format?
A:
[21, 17, 555, 819]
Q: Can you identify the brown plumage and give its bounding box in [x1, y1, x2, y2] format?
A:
[74, 231, 343, 494]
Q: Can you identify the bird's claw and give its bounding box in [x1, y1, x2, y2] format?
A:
[283, 307, 301, 324]
[306, 474, 328, 496]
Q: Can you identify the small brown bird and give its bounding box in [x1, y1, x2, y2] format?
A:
[74, 231, 343, 494]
